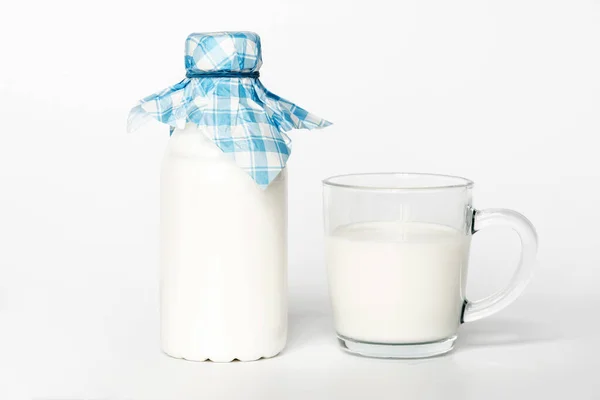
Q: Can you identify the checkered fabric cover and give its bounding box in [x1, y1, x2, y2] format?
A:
[128, 32, 331, 188]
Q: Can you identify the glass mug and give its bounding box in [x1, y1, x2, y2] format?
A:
[323, 173, 538, 358]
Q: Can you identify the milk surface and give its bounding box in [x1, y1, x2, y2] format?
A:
[160, 125, 287, 362]
[326, 221, 470, 344]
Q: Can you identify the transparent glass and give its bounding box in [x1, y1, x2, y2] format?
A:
[323, 173, 538, 358]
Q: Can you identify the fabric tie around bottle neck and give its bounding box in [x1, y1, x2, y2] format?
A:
[185, 71, 260, 79]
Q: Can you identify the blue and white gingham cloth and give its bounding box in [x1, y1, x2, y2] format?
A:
[128, 31, 331, 188]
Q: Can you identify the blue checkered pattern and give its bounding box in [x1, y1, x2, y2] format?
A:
[128, 32, 331, 188]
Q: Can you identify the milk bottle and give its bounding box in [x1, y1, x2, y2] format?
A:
[128, 32, 330, 361]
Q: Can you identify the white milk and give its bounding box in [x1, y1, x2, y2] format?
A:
[160, 125, 287, 362]
[326, 221, 470, 344]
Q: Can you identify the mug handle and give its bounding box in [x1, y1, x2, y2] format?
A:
[462, 208, 538, 323]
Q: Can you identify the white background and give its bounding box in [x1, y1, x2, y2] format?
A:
[1, 0, 599, 398]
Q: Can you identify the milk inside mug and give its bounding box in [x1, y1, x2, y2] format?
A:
[323, 173, 537, 358]
[128, 32, 330, 362]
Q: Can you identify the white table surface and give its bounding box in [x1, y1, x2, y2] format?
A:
[2, 274, 598, 399]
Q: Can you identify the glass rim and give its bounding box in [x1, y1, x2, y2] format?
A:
[322, 172, 475, 191]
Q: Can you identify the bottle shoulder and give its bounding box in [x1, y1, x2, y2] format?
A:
[162, 125, 287, 184]
[164, 127, 221, 159]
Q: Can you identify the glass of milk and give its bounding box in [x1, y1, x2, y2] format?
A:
[323, 173, 538, 358]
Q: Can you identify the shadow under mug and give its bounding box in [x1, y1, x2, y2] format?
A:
[323, 173, 538, 358]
